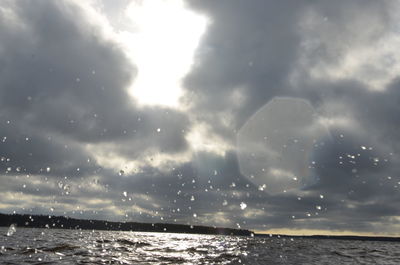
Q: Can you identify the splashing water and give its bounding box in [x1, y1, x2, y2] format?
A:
[6, 224, 17, 237]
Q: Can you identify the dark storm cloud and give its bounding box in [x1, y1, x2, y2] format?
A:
[0, 120, 99, 177]
[0, 0, 189, 179]
[180, 0, 400, 233]
[184, 0, 306, 137]
[184, 0, 392, 132]
[1, 0, 399, 235]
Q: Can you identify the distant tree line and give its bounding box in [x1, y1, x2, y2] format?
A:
[0, 213, 253, 236]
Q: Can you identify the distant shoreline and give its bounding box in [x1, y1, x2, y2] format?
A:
[1, 213, 399, 242]
[254, 233, 400, 242]
[0, 213, 252, 237]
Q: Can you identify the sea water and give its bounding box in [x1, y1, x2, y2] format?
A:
[0, 227, 399, 264]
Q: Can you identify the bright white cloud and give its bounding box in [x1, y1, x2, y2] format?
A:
[120, 0, 208, 108]
[86, 142, 192, 175]
[186, 123, 233, 156]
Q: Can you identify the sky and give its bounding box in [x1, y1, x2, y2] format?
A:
[1, 0, 400, 236]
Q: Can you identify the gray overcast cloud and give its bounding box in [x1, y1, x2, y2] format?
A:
[1, 0, 399, 236]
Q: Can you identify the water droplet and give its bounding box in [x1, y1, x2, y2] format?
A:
[190, 195, 195, 201]
[240, 202, 247, 210]
[46, 167, 51, 173]
[193, 213, 197, 218]
[316, 205, 322, 210]
[6, 224, 16, 237]
[156, 128, 161, 132]
[320, 194, 324, 199]
[123, 191, 127, 197]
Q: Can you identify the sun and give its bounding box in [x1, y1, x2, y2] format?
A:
[122, 0, 208, 108]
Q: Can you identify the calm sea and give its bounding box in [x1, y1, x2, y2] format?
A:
[0, 227, 399, 264]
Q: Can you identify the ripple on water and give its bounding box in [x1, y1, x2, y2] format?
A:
[0, 228, 400, 264]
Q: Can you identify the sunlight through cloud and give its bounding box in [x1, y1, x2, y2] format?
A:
[122, 0, 208, 108]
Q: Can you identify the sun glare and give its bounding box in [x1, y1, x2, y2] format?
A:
[122, 0, 208, 108]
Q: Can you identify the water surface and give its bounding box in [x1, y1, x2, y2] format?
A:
[1, 227, 399, 264]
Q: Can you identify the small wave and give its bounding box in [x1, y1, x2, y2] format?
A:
[116, 239, 151, 247]
[41, 244, 80, 252]
[187, 247, 209, 254]
[96, 239, 112, 243]
[3, 246, 15, 251]
[331, 250, 355, 259]
[33, 261, 56, 265]
[158, 256, 186, 263]
[20, 247, 43, 254]
[73, 250, 91, 256]
[218, 252, 241, 259]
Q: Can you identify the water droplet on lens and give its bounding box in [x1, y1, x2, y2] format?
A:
[6, 224, 16, 237]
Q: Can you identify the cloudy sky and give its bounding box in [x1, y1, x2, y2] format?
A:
[1, 0, 400, 236]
